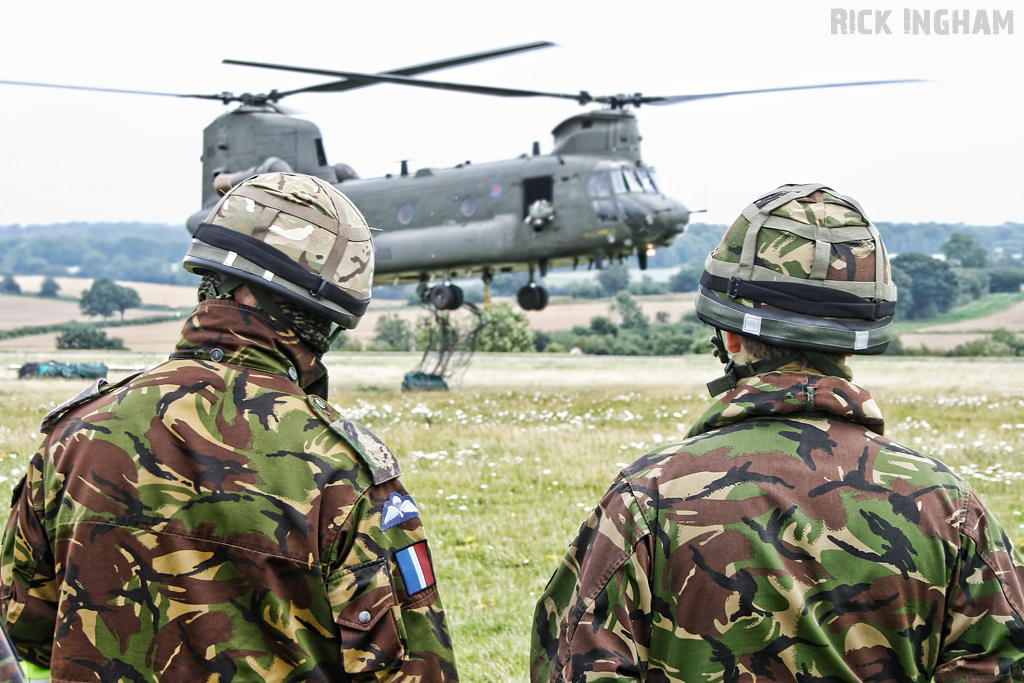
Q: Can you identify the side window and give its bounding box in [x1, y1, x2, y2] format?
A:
[397, 203, 414, 226]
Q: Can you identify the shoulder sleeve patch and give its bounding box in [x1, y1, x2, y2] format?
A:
[39, 371, 142, 434]
[306, 396, 402, 485]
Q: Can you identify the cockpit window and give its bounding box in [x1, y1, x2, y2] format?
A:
[588, 172, 612, 198]
[635, 168, 658, 193]
[592, 166, 659, 196]
[610, 170, 628, 195]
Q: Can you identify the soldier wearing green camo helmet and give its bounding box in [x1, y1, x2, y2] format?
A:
[531, 184, 1024, 683]
[2, 173, 460, 681]
[694, 182, 897, 395]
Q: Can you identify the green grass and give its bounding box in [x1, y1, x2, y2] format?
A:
[893, 292, 1024, 332]
[0, 352, 1022, 681]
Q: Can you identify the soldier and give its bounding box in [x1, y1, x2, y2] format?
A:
[531, 183, 1024, 682]
[1, 173, 459, 681]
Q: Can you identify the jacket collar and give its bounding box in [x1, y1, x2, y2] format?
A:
[169, 299, 326, 392]
[687, 371, 885, 438]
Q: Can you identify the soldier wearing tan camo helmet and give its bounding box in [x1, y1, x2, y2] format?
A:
[2, 173, 460, 681]
[532, 183, 1024, 682]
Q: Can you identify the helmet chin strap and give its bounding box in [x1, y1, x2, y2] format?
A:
[706, 329, 851, 397]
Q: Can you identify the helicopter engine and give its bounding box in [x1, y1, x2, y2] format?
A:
[213, 156, 294, 195]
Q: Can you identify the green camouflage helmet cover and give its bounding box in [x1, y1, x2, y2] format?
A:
[184, 172, 374, 329]
[695, 183, 897, 354]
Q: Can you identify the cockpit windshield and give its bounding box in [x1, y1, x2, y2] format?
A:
[588, 164, 660, 197]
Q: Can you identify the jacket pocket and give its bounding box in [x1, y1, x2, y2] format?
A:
[329, 558, 405, 674]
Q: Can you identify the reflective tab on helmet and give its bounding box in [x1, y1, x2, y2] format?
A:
[262, 270, 275, 282]
[855, 330, 870, 350]
[742, 314, 762, 336]
[223, 251, 237, 267]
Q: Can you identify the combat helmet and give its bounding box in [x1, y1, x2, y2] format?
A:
[183, 172, 374, 331]
[695, 183, 896, 394]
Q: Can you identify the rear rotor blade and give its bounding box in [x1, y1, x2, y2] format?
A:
[0, 79, 225, 100]
[642, 79, 927, 105]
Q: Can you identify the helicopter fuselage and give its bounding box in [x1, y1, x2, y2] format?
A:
[344, 152, 689, 284]
[189, 106, 691, 286]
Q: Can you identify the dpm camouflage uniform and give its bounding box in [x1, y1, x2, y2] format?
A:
[2, 300, 458, 682]
[532, 369, 1024, 683]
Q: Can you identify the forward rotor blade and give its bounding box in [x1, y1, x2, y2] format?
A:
[0, 79, 225, 100]
[224, 58, 585, 102]
[643, 79, 927, 105]
[249, 41, 557, 98]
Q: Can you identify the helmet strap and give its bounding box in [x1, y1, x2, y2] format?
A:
[248, 284, 289, 330]
[211, 275, 246, 298]
[706, 331, 852, 397]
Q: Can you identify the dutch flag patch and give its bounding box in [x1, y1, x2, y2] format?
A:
[396, 541, 436, 596]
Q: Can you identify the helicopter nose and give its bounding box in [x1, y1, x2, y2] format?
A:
[655, 199, 691, 242]
[619, 195, 690, 246]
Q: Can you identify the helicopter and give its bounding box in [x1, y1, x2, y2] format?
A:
[1, 43, 919, 312]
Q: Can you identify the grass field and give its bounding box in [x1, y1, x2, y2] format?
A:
[0, 352, 1022, 680]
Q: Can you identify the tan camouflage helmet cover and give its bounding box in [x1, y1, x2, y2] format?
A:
[184, 172, 374, 329]
[695, 183, 897, 354]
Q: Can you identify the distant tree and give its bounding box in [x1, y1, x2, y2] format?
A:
[890, 264, 915, 322]
[952, 268, 990, 307]
[668, 261, 704, 293]
[597, 262, 630, 296]
[80, 277, 140, 321]
[612, 291, 649, 332]
[56, 323, 125, 350]
[1, 274, 20, 294]
[39, 277, 61, 297]
[942, 232, 988, 268]
[371, 314, 415, 351]
[475, 303, 534, 352]
[111, 285, 142, 321]
[890, 252, 957, 320]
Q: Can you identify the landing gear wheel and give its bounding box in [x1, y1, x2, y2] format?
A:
[517, 285, 549, 311]
[429, 284, 464, 310]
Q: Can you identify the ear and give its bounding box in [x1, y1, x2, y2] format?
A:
[725, 331, 743, 353]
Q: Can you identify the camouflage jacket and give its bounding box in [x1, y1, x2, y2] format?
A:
[532, 372, 1024, 683]
[1, 300, 458, 682]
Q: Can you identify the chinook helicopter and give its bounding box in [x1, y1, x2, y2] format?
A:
[2, 43, 917, 312]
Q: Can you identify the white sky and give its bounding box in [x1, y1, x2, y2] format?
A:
[0, 0, 1021, 228]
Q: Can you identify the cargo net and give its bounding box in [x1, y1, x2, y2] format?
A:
[18, 361, 108, 380]
[403, 303, 485, 391]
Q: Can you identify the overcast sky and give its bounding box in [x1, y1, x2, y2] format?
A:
[0, 0, 1020, 229]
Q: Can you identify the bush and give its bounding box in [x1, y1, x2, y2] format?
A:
[56, 323, 125, 350]
[371, 314, 415, 351]
[569, 281, 605, 299]
[627, 276, 666, 296]
[989, 268, 1024, 293]
[476, 303, 534, 352]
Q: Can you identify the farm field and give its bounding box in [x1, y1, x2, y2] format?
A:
[0, 352, 1021, 681]
[6, 279, 1024, 354]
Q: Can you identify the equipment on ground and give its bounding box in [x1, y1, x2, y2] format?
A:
[17, 361, 107, 380]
